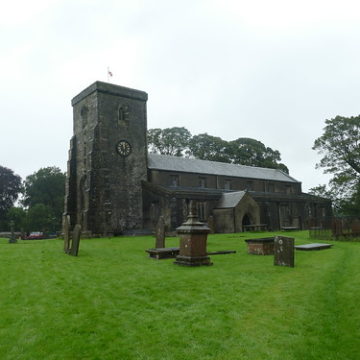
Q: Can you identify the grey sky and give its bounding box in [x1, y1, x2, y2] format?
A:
[1, 0, 360, 191]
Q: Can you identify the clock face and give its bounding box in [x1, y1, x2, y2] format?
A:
[116, 140, 132, 157]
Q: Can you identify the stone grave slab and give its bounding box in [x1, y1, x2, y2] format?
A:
[274, 236, 294, 267]
[146, 248, 236, 260]
[146, 247, 180, 259]
[295, 243, 333, 251]
[207, 250, 236, 255]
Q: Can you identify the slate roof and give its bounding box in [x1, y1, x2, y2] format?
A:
[148, 154, 299, 183]
[216, 191, 247, 208]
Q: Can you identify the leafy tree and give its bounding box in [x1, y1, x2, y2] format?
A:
[147, 127, 191, 156]
[308, 184, 341, 214]
[0, 206, 27, 232]
[188, 133, 230, 163]
[226, 138, 289, 173]
[148, 127, 289, 172]
[26, 204, 57, 233]
[23, 167, 65, 230]
[313, 115, 360, 214]
[0, 166, 22, 218]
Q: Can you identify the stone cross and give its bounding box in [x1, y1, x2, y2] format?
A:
[155, 215, 165, 248]
[274, 236, 294, 267]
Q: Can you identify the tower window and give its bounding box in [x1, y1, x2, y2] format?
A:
[118, 104, 130, 126]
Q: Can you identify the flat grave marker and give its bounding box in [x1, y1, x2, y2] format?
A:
[295, 243, 333, 251]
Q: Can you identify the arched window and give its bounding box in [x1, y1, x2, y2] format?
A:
[118, 104, 129, 126]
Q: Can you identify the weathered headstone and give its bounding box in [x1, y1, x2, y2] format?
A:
[63, 214, 71, 254]
[70, 224, 82, 256]
[174, 201, 212, 267]
[8, 220, 17, 244]
[274, 236, 294, 267]
[155, 215, 165, 248]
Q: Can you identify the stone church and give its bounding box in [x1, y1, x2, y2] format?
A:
[64, 81, 331, 236]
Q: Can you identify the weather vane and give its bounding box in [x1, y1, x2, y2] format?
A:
[107, 67, 113, 82]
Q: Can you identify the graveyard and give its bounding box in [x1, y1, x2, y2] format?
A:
[1, 230, 360, 360]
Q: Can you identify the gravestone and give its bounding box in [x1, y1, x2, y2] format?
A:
[245, 237, 274, 255]
[8, 221, 17, 244]
[70, 224, 82, 256]
[274, 236, 294, 267]
[63, 214, 71, 253]
[155, 215, 165, 248]
[174, 201, 212, 267]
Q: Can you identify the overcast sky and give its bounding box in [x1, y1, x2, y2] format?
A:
[1, 0, 360, 191]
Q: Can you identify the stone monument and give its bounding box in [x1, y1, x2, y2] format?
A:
[70, 224, 82, 256]
[63, 214, 71, 253]
[274, 236, 294, 267]
[155, 215, 165, 248]
[174, 201, 212, 267]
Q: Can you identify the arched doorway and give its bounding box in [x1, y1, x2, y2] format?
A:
[242, 214, 251, 227]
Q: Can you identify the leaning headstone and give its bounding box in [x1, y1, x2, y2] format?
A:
[274, 236, 294, 267]
[8, 221, 17, 244]
[70, 224, 81, 256]
[63, 215, 71, 254]
[155, 215, 165, 248]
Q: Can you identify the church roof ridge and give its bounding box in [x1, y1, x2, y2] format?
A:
[147, 153, 300, 183]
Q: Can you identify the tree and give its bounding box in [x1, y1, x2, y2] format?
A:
[188, 133, 230, 163]
[147, 127, 289, 172]
[147, 127, 191, 156]
[26, 203, 58, 233]
[1, 206, 27, 232]
[313, 115, 360, 214]
[0, 166, 22, 218]
[23, 167, 65, 230]
[226, 138, 289, 173]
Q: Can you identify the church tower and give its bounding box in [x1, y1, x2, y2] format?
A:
[64, 81, 148, 235]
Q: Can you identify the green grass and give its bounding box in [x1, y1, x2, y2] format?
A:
[0, 231, 360, 359]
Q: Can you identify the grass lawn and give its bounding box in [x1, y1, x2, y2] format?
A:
[0, 231, 359, 360]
